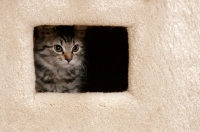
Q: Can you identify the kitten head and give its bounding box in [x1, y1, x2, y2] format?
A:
[34, 25, 86, 70]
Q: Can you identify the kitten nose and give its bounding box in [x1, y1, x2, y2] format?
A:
[64, 53, 73, 62]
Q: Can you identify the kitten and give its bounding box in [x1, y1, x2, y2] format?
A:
[34, 25, 87, 93]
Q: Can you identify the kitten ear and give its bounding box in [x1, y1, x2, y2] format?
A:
[74, 26, 87, 38]
[35, 25, 57, 38]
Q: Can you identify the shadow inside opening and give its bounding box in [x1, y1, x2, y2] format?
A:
[83, 26, 128, 92]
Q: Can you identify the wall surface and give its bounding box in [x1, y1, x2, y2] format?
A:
[0, 0, 200, 131]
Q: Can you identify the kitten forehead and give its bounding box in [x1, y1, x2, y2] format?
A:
[60, 33, 73, 43]
[58, 37, 83, 46]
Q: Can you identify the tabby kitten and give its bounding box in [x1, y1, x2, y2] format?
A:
[34, 25, 86, 93]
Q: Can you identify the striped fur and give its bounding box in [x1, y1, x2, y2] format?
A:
[34, 26, 86, 93]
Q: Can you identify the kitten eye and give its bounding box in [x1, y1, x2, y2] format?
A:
[54, 45, 63, 52]
[72, 45, 79, 52]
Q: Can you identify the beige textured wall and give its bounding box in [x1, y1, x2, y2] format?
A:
[0, 0, 199, 131]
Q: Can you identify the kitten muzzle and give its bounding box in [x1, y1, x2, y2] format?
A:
[64, 53, 73, 62]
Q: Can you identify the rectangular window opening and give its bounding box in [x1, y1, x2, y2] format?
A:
[33, 25, 128, 93]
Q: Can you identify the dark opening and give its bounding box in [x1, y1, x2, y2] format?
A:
[83, 26, 128, 92]
[34, 25, 128, 93]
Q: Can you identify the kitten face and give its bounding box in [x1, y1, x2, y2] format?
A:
[35, 37, 84, 69]
[34, 26, 85, 70]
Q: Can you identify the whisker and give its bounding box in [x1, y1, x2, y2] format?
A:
[80, 62, 87, 83]
[83, 59, 89, 66]
[35, 63, 46, 69]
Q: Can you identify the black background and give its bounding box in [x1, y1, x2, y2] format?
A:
[83, 26, 128, 92]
